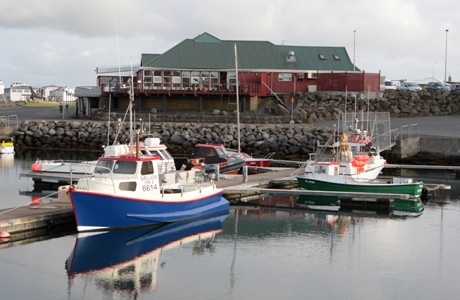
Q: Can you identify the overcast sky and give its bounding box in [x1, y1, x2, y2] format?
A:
[0, 0, 458, 88]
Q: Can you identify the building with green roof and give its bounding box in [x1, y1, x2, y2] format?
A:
[96, 32, 380, 113]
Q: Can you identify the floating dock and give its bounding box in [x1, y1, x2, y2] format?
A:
[20, 171, 86, 192]
[2, 166, 450, 247]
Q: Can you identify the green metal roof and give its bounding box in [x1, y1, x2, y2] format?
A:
[140, 53, 161, 66]
[141, 32, 358, 71]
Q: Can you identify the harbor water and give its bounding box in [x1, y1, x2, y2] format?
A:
[1, 150, 460, 300]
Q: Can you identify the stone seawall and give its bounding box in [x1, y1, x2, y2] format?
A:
[10, 90, 460, 160]
[292, 89, 460, 123]
[12, 120, 329, 161]
[89, 89, 460, 124]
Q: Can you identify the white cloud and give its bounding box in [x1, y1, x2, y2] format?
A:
[0, 0, 458, 87]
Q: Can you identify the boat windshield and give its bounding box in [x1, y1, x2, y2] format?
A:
[215, 148, 226, 156]
[94, 160, 114, 174]
[94, 160, 137, 174]
[113, 161, 137, 174]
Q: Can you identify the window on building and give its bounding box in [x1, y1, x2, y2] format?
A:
[163, 70, 172, 85]
[153, 70, 162, 84]
[333, 54, 341, 60]
[201, 71, 209, 88]
[172, 71, 181, 84]
[143, 70, 152, 84]
[227, 72, 236, 90]
[191, 71, 200, 85]
[278, 73, 293, 82]
[210, 72, 218, 87]
[319, 54, 326, 60]
[182, 71, 191, 87]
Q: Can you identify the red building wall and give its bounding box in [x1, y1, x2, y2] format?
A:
[317, 72, 381, 92]
[98, 70, 381, 98]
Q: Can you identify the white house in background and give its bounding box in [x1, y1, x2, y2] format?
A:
[51, 86, 75, 102]
[4, 84, 33, 101]
[41, 85, 60, 101]
[0, 81, 5, 103]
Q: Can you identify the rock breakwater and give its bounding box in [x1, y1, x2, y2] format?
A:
[11, 90, 460, 160]
[13, 120, 331, 161]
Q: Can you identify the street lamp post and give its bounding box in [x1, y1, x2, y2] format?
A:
[353, 30, 356, 72]
[444, 29, 449, 82]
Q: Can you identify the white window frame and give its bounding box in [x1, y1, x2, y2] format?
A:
[278, 73, 293, 82]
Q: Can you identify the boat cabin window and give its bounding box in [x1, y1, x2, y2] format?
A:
[350, 145, 360, 153]
[94, 160, 114, 174]
[141, 161, 154, 175]
[119, 181, 137, 191]
[195, 147, 215, 157]
[333, 166, 339, 175]
[158, 149, 173, 160]
[141, 149, 173, 161]
[113, 161, 137, 174]
[315, 166, 327, 174]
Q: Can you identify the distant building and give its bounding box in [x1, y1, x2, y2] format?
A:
[10, 82, 27, 87]
[4, 85, 33, 102]
[41, 85, 60, 101]
[51, 86, 75, 102]
[0, 81, 4, 103]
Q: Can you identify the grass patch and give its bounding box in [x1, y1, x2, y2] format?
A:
[24, 101, 61, 107]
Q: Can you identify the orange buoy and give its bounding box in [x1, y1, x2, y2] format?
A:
[31, 162, 42, 172]
[0, 231, 11, 238]
[31, 196, 41, 205]
[352, 159, 366, 167]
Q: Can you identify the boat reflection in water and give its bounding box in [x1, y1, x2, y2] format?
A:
[65, 211, 228, 295]
[0, 153, 14, 170]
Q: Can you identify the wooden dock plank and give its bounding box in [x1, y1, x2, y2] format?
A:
[0, 201, 74, 234]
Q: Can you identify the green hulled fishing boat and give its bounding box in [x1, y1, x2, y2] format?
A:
[296, 174, 425, 215]
[296, 176, 424, 196]
[296, 111, 425, 216]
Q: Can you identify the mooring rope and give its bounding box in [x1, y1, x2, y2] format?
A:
[0, 190, 61, 215]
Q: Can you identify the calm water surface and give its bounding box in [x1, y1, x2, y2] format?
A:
[1, 150, 460, 300]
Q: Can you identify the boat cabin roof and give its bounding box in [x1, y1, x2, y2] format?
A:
[98, 154, 162, 162]
[195, 144, 225, 149]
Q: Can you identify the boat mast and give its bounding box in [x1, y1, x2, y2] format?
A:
[107, 94, 111, 146]
[129, 58, 134, 148]
[342, 86, 347, 135]
[234, 43, 241, 154]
